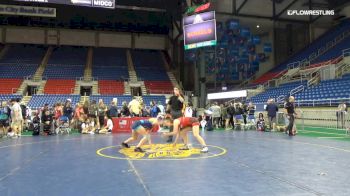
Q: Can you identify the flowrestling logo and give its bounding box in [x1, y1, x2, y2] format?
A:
[287, 10, 334, 16]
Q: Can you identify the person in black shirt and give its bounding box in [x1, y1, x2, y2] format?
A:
[227, 102, 235, 129]
[42, 110, 53, 135]
[63, 100, 73, 123]
[166, 86, 184, 142]
[284, 96, 297, 136]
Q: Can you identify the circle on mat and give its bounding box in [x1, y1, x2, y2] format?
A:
[96, 144, 227, 161]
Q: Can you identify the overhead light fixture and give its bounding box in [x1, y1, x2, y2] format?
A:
[256, 25, 260, 28]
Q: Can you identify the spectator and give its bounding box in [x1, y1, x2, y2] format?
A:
[227, 102, 235, 129]
[157, 101, 165, 115]
[141, 105, 150, 117]
[184, 102, 193, 117]
[108, 101, 118, 118]
[10, 98, 23, 137]
[42, 109, 53, 135]
[150, 101, 160, 117]
[337, 101, 347, 129]
[120, 101, 130, 117]
[63, 100, 73, 123]
[83, 100, 90, 116]
[40, 104, 50, 121]
[0, 101, 10, 137]
[248, 102, 256, 124]
[81, 118, 95, 134]
[98, 115, 113, 134]
[234, 102, 242, 124]
[256, 113, 266, 131]
[54, 102, 63, 121]
[128, 97, 141, 117]
[285, 96, 297, 136]
[73, 103, 84, 130]
[209, 102, 221, 129]
[265, 99, 278, 131]
[18, 98, 27, 131]
[221, 103, 229, 130]
[97, 99, 107, 128]
[88, 100, 98, 126]
[166, 86, 185, 142]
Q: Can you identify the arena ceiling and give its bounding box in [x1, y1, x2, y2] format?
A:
[115, 0, 350, 33]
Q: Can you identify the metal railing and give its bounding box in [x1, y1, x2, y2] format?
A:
[276, 95, 286, 103]
[147, 89, 173, 95]
[290, 85, 304, 96]
[295, 98, 350, 107]
[296, 110, 349, 132]
[268, 29, 350, 86]
[307, 72, 320, 87]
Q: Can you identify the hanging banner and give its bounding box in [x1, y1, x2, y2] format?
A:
[0, 4, 56, 17]
[15, 0, 115, 9]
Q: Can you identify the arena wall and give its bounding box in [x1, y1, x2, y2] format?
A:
[59, 30, 95, 46]
[134, 34, 166, 50]
[99, 32, 132, 48]
[5, 27, 45, 44]
[0, 26, 167, 50]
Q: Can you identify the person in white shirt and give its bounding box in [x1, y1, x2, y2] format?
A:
[209, 102, 221, 129]
[128, 97, 141, 117]
[157, 101, 165, 115]
[184, 102, 194, 117]
[337, 101, 347, 129]
[99, 116, 113, 134]
[10, 98, 23, 137]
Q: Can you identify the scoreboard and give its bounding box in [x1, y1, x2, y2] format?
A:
[15, 0, 115, 9]
[183, 11, 217, 50]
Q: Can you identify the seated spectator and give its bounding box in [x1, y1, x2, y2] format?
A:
[81, 118, 95, 134]
[98, 116, 113, 134]
[31, 112, 41, 136]
[256, 113, 266, 132]
[42, 110, 53, 135]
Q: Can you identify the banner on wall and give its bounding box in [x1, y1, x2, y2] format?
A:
[0, 4, 56, 17]
[15, 0, 115, 9]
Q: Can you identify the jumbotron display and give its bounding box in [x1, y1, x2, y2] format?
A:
[183, 11, 217, 50]
[15, 0, 115, 9]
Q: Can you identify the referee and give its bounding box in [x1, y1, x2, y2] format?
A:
[166, 86, 184, 142]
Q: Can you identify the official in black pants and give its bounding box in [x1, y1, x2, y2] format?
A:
[285, 96, 297, 136]
[166, 87, 184, 142]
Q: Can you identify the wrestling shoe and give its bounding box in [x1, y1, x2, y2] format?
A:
[179, 145, 190, 150]
[134, 147, 145, 153]
[121, 142, 130, 148]
[200, 146, 209, 153]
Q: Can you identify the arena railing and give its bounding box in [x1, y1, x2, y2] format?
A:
[147, 89, 173, 95]
[294, 98, 350, 107]
[295, 110, 349, 133]
[290, 85, 304, 96]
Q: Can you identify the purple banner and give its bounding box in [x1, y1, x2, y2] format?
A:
[183, 11, 215, 26]
[184, 20, 216, 45]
